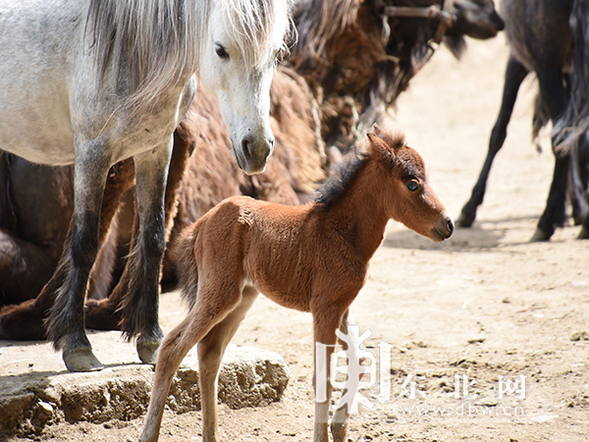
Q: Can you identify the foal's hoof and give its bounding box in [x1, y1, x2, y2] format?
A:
[530, 227, 552, 242]
[63, 348, 104, 372]
[578, 226, 589, 240]
[456, 211, 475, 228]
[137, 339, 161, 365]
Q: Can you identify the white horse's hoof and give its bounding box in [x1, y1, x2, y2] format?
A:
[63, 348, 104, 372]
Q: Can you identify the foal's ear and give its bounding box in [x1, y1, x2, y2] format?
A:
[366, 124, 404, 163]
[366, 124, 391, 156]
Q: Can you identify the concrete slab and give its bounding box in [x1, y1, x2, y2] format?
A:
[0, 308, 289, 438]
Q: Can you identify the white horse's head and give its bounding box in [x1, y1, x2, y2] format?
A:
[200, 0, 292, 175]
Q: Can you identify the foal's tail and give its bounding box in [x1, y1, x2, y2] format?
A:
[176, 225, 201, 311]
[554, 0, 589, 152]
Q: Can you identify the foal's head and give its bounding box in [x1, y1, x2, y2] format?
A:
[367, 125, 453, 242]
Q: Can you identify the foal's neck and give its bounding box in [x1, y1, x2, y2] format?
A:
[321, 161, 391, 262]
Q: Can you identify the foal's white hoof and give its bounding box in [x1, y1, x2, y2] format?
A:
[63, 348, 104, 372]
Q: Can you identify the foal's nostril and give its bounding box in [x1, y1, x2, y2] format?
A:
[446, 218, 454, 236]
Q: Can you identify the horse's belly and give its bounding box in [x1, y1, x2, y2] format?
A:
[0, 105, 75, 166]
[0, 1, 80, 165]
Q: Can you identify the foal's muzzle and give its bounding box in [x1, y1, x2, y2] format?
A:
[432, 214, 454, 242]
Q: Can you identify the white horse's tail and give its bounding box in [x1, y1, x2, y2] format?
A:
[87, 0, 205, 116]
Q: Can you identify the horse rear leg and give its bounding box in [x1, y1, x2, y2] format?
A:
[115, 142, 174, 365]
[533, 67, 570, 241]
[575, 137, 589, 239]
[458, 54, 528, 227]
[198, 286, 258, 441]
[140, 282, 245, 442]
[85, 131, 193, 330]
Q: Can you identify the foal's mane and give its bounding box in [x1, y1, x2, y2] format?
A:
[87, 0, 290, 117]
[314, 153, 367, 211]
[314, 129, 407, 210]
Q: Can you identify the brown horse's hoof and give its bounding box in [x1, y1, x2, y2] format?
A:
[531, 227, 551, 242]
[137, 338, 161, 365]
[63, 348, 104, 372]
[578, 226, 589, 240]
[456, 211, 475, 228]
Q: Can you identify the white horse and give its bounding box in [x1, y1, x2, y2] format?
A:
[0, 0, 291, 371]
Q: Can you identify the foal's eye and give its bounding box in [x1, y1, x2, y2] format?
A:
[215, 44, 229, 60]
[406, 180, 419, 192]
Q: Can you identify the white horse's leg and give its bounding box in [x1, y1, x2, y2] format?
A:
[198, 285, 258, 442]
[140, 282, 246, 442]
[120, 139, 174, 364]
[46, 141, 111, 372]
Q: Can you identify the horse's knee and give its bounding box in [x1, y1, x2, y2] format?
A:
[0, 232, 25, 276]
[70, 225, 100, 272]
[141, 218, 167, 264]
[197, 334, 224, 372]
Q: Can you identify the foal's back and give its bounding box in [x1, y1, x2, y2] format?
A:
[187, 196, 331, 312]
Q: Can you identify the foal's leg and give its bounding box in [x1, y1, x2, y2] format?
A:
[140, 282, 244, 442]
[313, 307, 348, 442]
[118, 140, 173, 364]
[198, 286, 258, 442]
[330, 309, 351, 442]
[458, 54, 528, 227]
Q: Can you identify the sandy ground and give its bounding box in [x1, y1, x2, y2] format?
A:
[2, 34, 589, 441]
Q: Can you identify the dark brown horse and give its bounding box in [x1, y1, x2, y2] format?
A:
[458, 0, 589, 241]
[0, 0, 503, 352]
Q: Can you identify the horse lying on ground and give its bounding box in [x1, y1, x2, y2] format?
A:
[0, 0, 292, 372]
[457, 0, 589, 240]
[0, 0, 502, 347]
[139, 125, 454, 442]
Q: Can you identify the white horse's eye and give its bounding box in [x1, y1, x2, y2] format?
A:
[215, 44, 229, 60]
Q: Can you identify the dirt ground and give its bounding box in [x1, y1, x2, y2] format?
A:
[3, 34, 589, 441]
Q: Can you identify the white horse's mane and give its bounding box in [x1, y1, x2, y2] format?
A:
[87, 0, 291, 114]
[222, 0, 292, 68]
